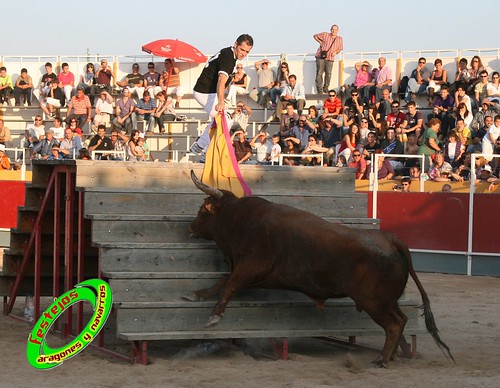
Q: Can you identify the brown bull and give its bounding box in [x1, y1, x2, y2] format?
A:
[188, 171, 454, 367]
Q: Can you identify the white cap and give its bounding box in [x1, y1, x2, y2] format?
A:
[482, 165, 492, 172]
[0, 144, 5, 152]
[139, 132, 145, 139]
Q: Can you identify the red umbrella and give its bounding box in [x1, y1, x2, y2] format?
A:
[142, 39, 206, 63]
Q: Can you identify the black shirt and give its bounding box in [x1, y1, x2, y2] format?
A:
[88, 135, 113, 150]
[194, 46, 236, 94]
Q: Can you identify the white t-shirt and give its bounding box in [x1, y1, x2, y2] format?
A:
[270, 143, 282, 164]
[252, 140, 273, 163]
[483, 125, 500, 146]
[487, 82, 500, 96]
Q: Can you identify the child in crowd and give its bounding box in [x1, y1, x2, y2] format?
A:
[270, 133, 281, 165]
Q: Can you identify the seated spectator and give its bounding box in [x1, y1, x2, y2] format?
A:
[281, 138, 301, 166]
[91, 59, 114, 103]
[23, 115, 45, 149]
[471, 99, 499, 135]
[456, 101, 473, 128]
[271, 61, 290, 107]
[482, 115, 500, 160]
[428, 151, 458, 181]
[469, 115, 492, 153]
[408, 165, 421, 180]
[319, 118, 342, 166]
[154, 91, 176, 134]
[127, 130, 142, 160]
[431, 85, 455, 138]
[405, 57, 431, 103]
[132, 133, 148, 161]
[251, 59, 275, 108]
[58, 127, 83, 159]
[250, 130, 273, 164]
[162, 58, 184, 108]
[455, 84, 472, 115]
[487, 71, 500, 102]
[40, 81, 65, 119]
[474, 70, 489, 105]
[338, 122, 361, 162]
[368, 57, 393, 104]
[344, 90, 363, 123]
[348, 149, 367, 179]
[444, 131, 465, 169]
[279, 103, 300, 144]
[33, 62, 58, 103]
[135, 90, 157, 133]
[322, 89, 342, 121]
[279, 74, 306, 114]
[452, 117, 472, 150]
[79, 148, 92, 160]
[117, 63, 144, 99]
[0, 144, 11, 170]
[475, 164, 497, 184]
[88, 124, 113, 159]
[468, 56, 485, 97]
[49, 117, 65, 141]
[32, 128, 58, 160]
[230, 101, 252, 133]
[0, 119, 12, 146]
[404, 133, 419, 168]
[380, 127, 404, 170]
[362, 131, 381, 161]
[112, 88, 136, 134]
[14, 68, 33, 106]
[345, 60, 372, 105]
[227, 63, 248, 107]
[58, 63, 75, 105]
[231, 130, 252, 164]
[290, 114, 313, 150]
[373, 153, 394, 180]
[427, 58, 447, 106]
[376, 88, 392, 121]
[393, 176, 412, 192]
[418, 118, 442, 172]
[144, 62, 162, 100]
[300, 134, 328, 166]
[78, 63, 96, 97]
[109, 128, 129, 161]
[386, 100, 406, 141]
[47, 144, 63, 160]
[451, 58, 471, 94]
[93, 91, 114, 130]
[66, 86, 92, 130]
[67, 117, 82, 137]
[402, 101, 423, 139]
[0, 66, 14, 106]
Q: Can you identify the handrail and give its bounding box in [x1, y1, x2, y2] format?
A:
[4, 146, 28, 181]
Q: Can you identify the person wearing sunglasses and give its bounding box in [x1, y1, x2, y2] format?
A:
[404, 57, 431, 104]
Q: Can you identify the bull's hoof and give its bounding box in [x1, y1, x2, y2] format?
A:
[371, 356, 389, 369]
[182, 292, 201, 302]
[204, 314, 222, 328]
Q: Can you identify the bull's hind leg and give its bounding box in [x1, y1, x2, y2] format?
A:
[183, 275, 228, 302]
[363, 303, 406, 368]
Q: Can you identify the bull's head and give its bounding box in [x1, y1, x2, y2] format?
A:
[189, 170, 235, 239]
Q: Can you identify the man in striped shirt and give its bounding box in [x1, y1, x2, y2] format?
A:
[313, 25, 344, 94]
[66, 86, 91, 132]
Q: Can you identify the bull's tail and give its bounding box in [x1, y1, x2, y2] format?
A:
[395, 237, 456, 363]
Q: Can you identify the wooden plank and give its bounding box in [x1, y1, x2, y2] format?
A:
[115, 303, 422, 334]
[100, 247, 225, 273]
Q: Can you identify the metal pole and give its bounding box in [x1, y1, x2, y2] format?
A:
[467, 153, 478, 276]
[372, 154, 379, 220]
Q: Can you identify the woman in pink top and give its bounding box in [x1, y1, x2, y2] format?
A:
[347, 61, 372, 105]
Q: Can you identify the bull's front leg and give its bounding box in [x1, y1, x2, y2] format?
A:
[204, 281, 239, 328]
[183, 275, 229, 302]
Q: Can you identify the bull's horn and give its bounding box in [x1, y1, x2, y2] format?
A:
[190, 170, 223, 199]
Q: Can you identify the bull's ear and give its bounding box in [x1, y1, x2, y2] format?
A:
[204, 203, 216, 214]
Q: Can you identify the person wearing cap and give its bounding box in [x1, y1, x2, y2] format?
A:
[0, 144, 11, 170]
[475, 164, 497, 185]
[66, 86, 92, 130]
[13, 68, 33, 106]
[32, 128, 58, 160]
[230, 130, 252, 164]
[0, 66, 13, 106]
[58, 63, 75, 105]
[313, 24, 344, 94]
[35, 62, 58, 102]
[161, 59, 184, 109]
[404, 57, 431, 104]
[117, 63, 144, 99]
[91, 59, 114, 99]
[249, 130, 273, 164]
[251, 59, 275, 108]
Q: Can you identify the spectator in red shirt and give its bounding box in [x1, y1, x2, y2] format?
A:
[322, 89, 342, 121]
[348, 150, 367, 179]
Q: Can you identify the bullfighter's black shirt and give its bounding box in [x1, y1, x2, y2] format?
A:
[193, 46, 236, 94]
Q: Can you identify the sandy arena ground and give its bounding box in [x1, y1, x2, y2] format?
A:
[2, 272, 499, 388]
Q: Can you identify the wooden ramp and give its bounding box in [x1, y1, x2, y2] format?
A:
[75, 162, 424, 362]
